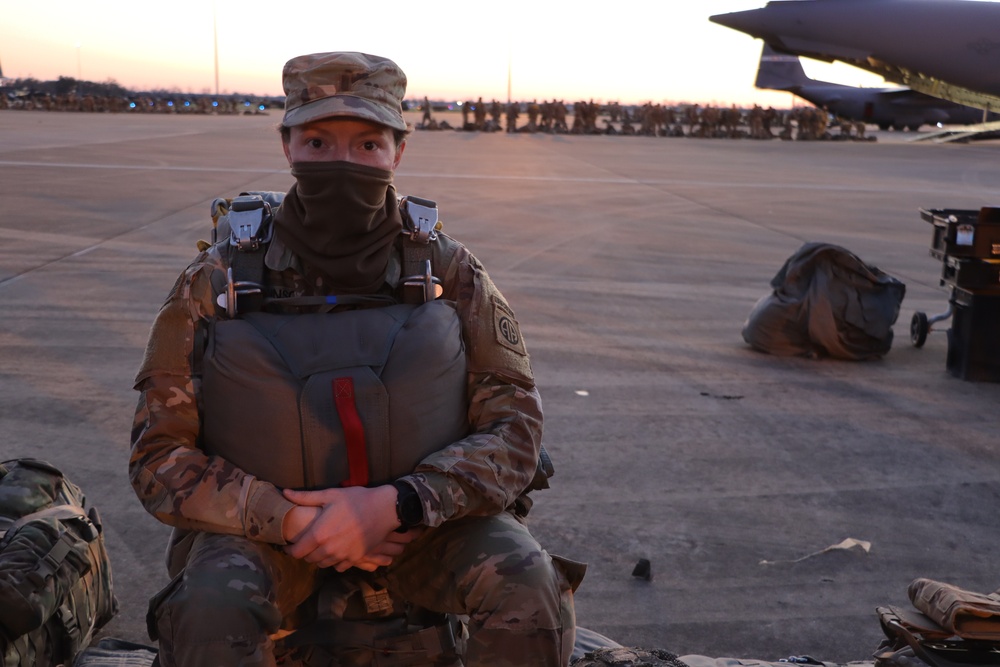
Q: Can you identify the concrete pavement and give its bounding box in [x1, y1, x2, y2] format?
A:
[1, 110, 999, 663]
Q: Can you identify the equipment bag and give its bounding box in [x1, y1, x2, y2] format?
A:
[0, 458, 118, 667]
[742, 242, 906, 360]
[874, 604, 1000, 667]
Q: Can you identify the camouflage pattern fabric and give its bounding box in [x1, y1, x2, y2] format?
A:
[281, 52, 408, 131]
[130, 202, 576, 665]
[0, 459, 118, 667]
[150, 512, 578, 667]
[131, 229, 543, 538]
[571, 647, 688, 667]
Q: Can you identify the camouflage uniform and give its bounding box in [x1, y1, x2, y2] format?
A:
[131, 221, 581, 666]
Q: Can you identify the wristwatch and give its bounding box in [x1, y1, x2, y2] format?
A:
[392, 480, 423, 532]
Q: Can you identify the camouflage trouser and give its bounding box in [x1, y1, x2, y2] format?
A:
[149, 511, 582, 667]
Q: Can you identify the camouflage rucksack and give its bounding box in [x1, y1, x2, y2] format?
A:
[0, 458, 118, 667]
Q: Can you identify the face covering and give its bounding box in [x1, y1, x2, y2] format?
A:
[274, 160, 403, 294]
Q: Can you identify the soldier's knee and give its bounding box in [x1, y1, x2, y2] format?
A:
[152, 576, 281, 667]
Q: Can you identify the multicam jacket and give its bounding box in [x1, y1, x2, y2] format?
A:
[129, 227, 542, 546]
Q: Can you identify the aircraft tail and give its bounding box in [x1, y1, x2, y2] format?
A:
[755, 43, 812, 91]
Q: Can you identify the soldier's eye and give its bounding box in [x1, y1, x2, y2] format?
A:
[362, 140, 378, 151]
[308, 138, 323, 149]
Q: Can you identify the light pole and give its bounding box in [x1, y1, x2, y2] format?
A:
[506, 42, 512, 105]
[213, 3, 220, 96]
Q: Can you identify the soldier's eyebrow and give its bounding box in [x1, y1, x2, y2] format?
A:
[354, 126, 389, 140]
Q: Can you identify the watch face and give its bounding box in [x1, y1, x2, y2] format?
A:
[400, 493, 422, 526]
[395, 482, 422, 528]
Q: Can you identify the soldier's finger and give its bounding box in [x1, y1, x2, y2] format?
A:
[283, 488, 336, 506]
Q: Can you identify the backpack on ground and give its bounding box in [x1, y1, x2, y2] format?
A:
[874, 578, 1000, 667]
[742, 242, 906, 360]
[0, 458, 118, 667]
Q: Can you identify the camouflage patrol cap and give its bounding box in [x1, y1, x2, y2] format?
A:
[281, 52, 407, 131]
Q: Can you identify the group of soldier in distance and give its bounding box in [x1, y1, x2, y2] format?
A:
[0, 76, 871, 141]
[0, 77, 282, 115]
[420, 96, 874, 141]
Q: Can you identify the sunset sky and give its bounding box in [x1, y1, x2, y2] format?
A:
[1, 0, 899, 107]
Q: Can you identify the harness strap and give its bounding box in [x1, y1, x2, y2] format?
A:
[333, 377, 370, 487]
[230, 245, 266, 313]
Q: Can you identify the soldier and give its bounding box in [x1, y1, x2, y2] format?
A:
[639, 103, 654, 136]
[762, 106, 778, 138]
[506, 99, 520, 133]
[724, 104, 741, 137]
[539, 100, 552, 132]
[421, 95, 433, 127]
[130, 51, 582, 667]
[552, 100, 568, 132]
[685, 104, 700, 136]
[474, 96, 487, 130]
[570, 101, 585, 134]
[814, 106, 830, 139]
[527, 99, 540, 130]
[461, 99, 471, 128]
[608, 101, 621, 123]
[780, 110, 794, 140]
[748, 105, 764, 139]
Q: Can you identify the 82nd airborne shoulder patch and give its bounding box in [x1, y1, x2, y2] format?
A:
[493, 297, 528, 357]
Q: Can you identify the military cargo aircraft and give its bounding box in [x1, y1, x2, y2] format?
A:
[754, 44, 996, 131]
[711, 0, 1000, 114]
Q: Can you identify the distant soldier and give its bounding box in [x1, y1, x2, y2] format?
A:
[421, 96, 433, 126]
[837, 116, 854, 138]
[474, 96, 487, 130]
[701, 105, 720, 137]
[639, 103, 654, 136]
[748, 105, 764, 139]
[570, 101, 584, 134]
[724, 104, 741, 137]
[527, 99, 540, 129]
[506, 100, 520, 133]
[490, 99, 503, 125]
[794, 108, 812, 140]
[762, 106, 778, 138]
[553, 100, 568, 132]
[539, 100, 552, 132]
[780, 111, 794, 140]
[814, 107, 829, 139]
[461, 100, 471, 128]
[608, 101, 621, 123]
[685, 104, 700, 136]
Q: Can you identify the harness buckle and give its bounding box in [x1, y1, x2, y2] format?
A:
[401, 259, 443, 303]
[402, 196, 439, 244]
[228, 195, 274, 251]
[219, 266, 263, 317]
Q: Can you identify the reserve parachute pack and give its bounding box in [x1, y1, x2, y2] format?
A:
[0, 458, 118, 667]
[202, 191, 555, 492]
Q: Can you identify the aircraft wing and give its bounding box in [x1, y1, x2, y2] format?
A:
[710, 0, 1000, 113]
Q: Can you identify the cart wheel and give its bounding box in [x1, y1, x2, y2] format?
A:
[910, 311, 929, 348]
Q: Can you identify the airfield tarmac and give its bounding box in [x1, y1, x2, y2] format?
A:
[2, 109, 999, 663]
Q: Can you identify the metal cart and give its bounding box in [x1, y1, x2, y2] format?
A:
[912, 207, 1000, 380]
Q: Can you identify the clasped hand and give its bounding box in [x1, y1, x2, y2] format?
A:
[281, 485, 422, 572]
